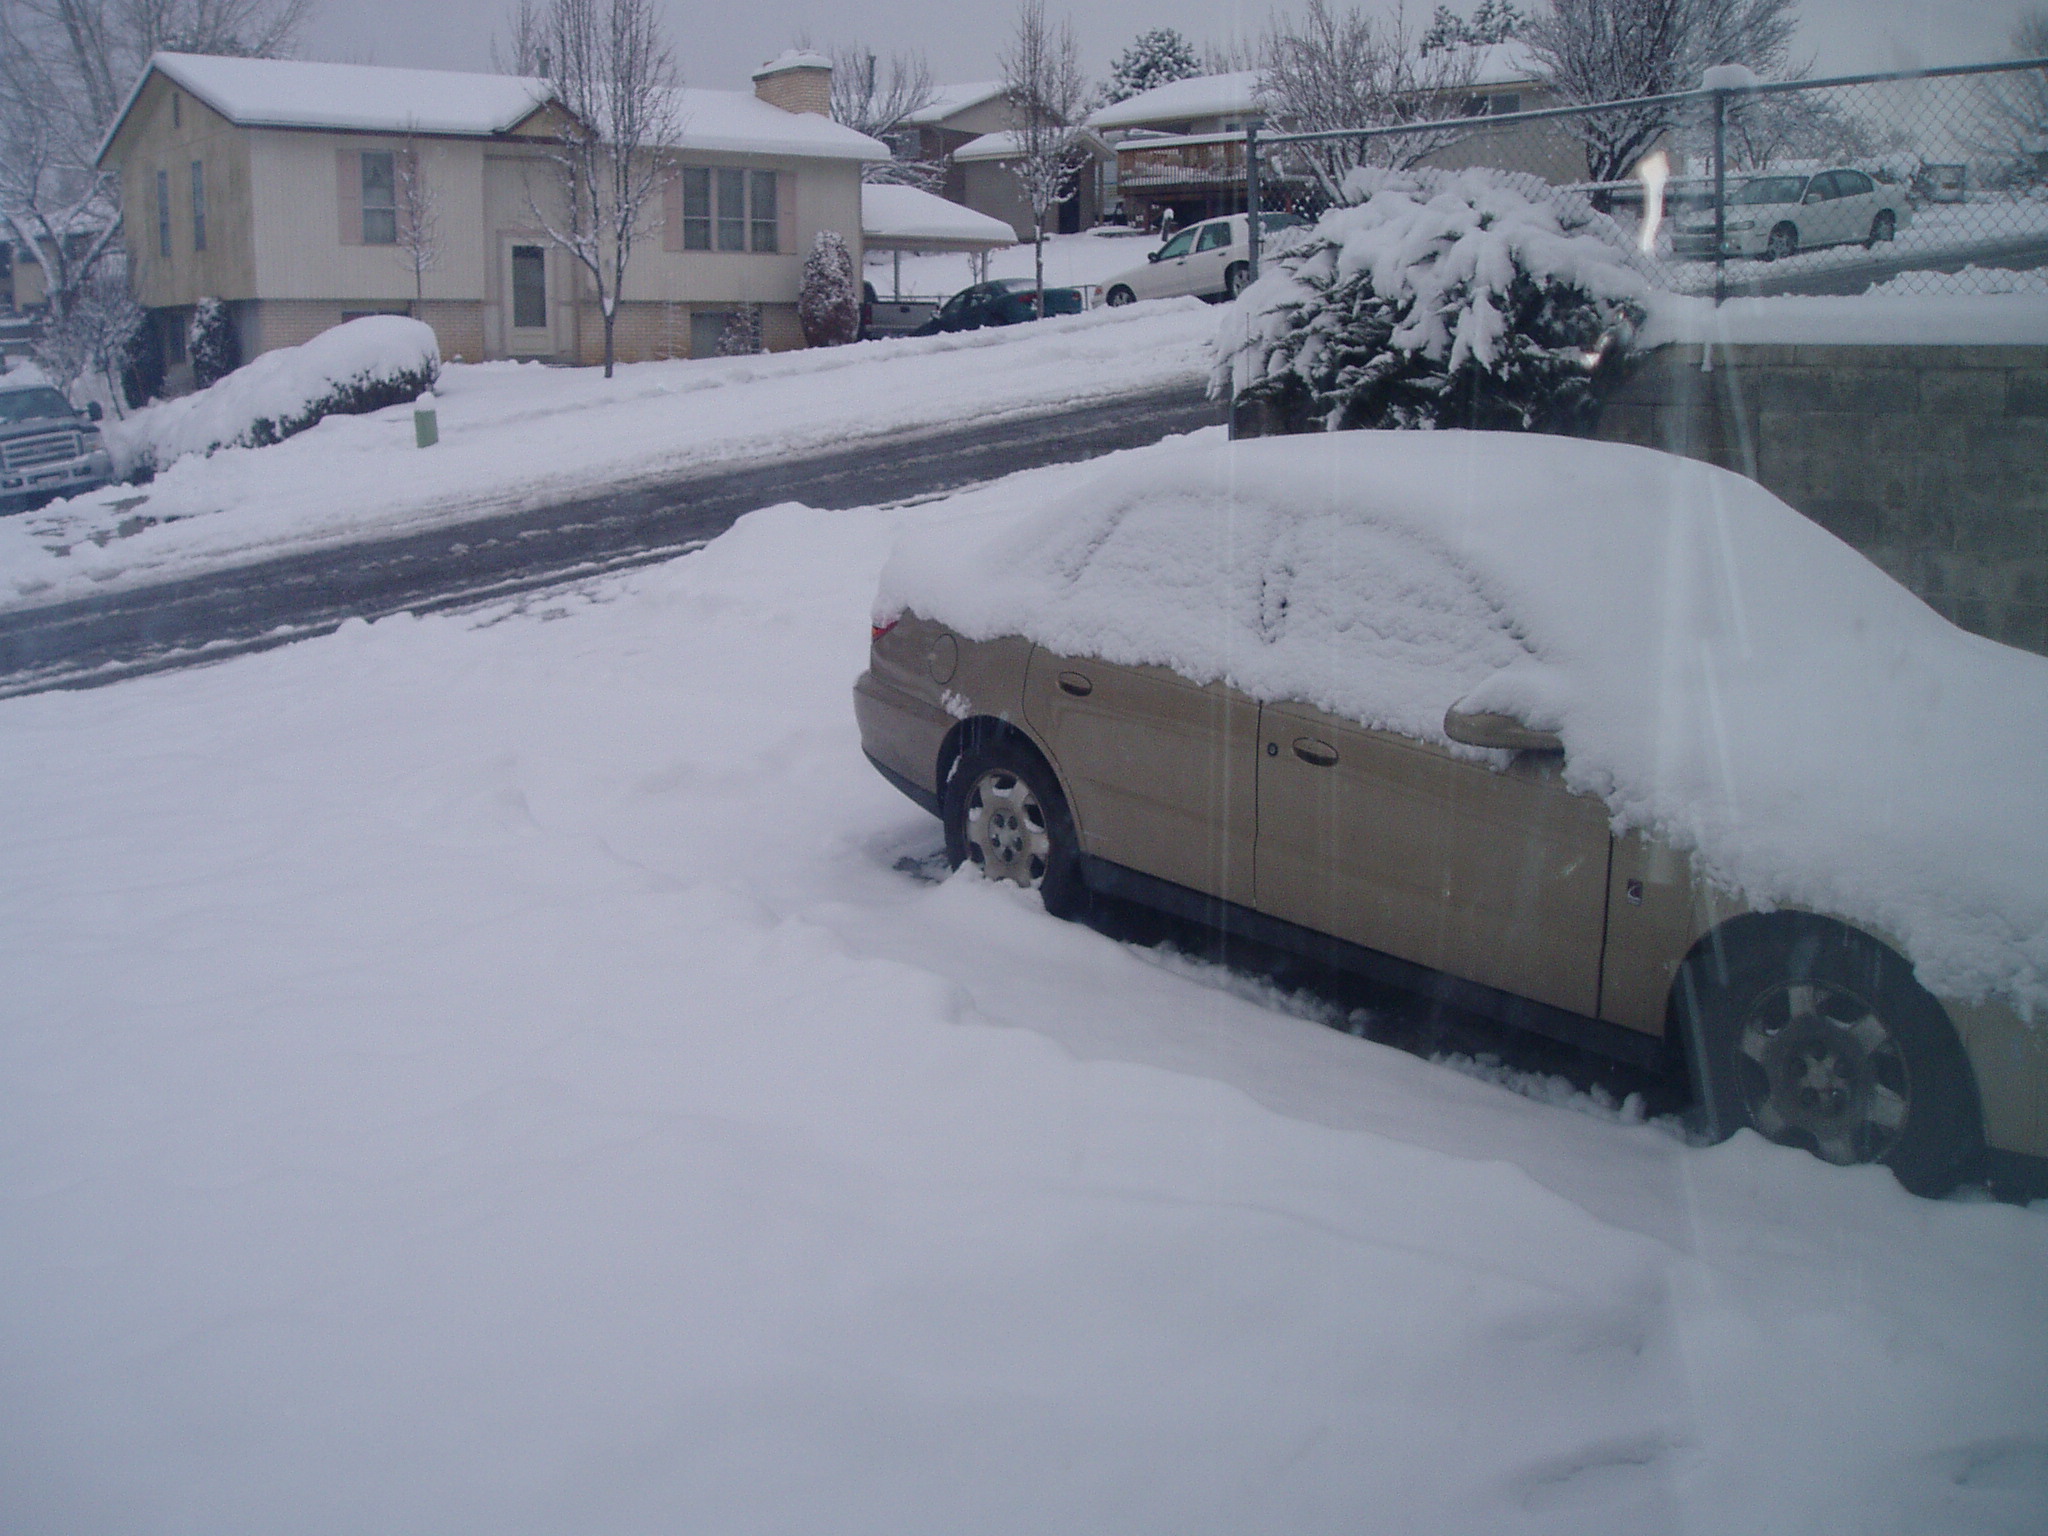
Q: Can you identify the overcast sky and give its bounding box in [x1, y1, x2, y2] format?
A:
[305, 1, 2038, 91]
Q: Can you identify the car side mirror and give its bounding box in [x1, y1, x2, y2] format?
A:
[86, 400, 103, 421]
[1443, 706, 1563, 754]
[1147, 250, 1162, 262]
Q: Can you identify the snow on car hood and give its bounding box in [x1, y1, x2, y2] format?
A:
[878, 430, 2048, 1013]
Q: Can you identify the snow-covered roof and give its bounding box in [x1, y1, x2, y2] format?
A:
[954, 128, 1104, 163]
[902, 81, 1008, 127]
[861, 184, 1016, 249]
[657, 87, 885, 160]
[1088, 72, 1260, 131]
[1469, 40, 1542, 88]
[98, 53, 886, 165]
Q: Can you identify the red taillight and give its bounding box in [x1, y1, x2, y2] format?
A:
[871, 617, 900, 644]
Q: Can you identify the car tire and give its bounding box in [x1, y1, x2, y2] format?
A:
[1104, 285, 1136, 307]
[1224, 262, 1250, 299]
[1764, 223, 1798, 261]
[1676, 919, 1983, 1195]
[1867, 209, 1896, 247]
[943, 739, 1085, 918]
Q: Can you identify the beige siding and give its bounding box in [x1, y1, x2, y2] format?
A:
[113, 74, 257, 307]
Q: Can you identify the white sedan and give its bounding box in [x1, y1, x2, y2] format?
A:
[1670, 167, 1912, 262]
[1100, 212, 1309, 305]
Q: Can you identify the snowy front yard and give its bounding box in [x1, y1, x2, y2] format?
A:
[3, 446, 2044, 1535]
[0, 298, 1214, 613]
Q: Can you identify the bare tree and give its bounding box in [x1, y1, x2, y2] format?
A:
[1000, 0, 1088, 318]
[393, 127, 442, 306]
[492, 0, 550, 75]
[1259, 0, 1484, 199]
[32, 250, 143, 409]
[526, 0, 680, 377]
[1972, 8, 2048, 184]
[14, 0, 309, 131]
[1520, 0, 1799, 183]
[829, 43, 946, 188]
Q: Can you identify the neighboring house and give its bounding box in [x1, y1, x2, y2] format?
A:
[951, 129, 1111, 238]
[94, 50, 885, 372]
[1090, 50, 1578, 229]
[897, 82, 1017, 205]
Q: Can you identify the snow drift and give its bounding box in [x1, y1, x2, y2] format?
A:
[112, 315, 440, 474]
[877, 430, 2048, 1013]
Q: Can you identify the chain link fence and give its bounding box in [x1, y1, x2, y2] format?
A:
[1243, 58, 2048, 302]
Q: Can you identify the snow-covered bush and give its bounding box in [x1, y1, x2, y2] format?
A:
[112, 315, 440, 476]
[1103, 27, 1202, 103]
[189, 297, 241, 388]
[798, 231, 860, 348]
[1216, 169, 1648, 436]
[716, 305, 763, 356]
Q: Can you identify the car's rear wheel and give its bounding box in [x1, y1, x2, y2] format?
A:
[1677, 920, 1982, 1194]
[1764, 223, 1799, 261]
[1104, 284, 1136, 307]
[943, 740, 1084, 917]
[1867, 209, 1896, 247]
[1224, 262, 1250, 299]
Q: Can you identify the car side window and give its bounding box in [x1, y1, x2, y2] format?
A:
[1157, 229, 1197, 260]
[1196, 222, 1231, 252]
[1838, 170, 1874, 196]
[1807, 173, 1838, 201]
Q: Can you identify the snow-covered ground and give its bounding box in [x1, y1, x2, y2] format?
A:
[4, 446, 2044, 1535]
[0, 299, 1214, 613]
[864, 225, 1166, 299]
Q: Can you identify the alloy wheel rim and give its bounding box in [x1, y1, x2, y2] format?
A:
[963, 770, 1052, 889]
[1735, 979, 1911, 1164]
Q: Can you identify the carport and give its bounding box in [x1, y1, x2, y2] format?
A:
[860, 184, 1017, 299]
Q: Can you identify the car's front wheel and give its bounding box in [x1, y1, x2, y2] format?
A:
[943, 739, 1085, 917]
[1867, 209, 1896, 247]
[1223, 262, 1250, 299]
[1678, 920, 1982, 1194]
[1104, 284, 1136, 307]
[1764, 222, 1799, 261]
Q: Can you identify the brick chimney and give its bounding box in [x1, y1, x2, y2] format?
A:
[752, 51, 832, 115]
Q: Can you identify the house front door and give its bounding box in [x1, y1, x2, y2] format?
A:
[502, 240, 556, 357]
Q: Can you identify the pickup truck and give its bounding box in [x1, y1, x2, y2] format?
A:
[0, 380, 113, 512]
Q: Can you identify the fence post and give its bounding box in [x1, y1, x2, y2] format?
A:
[1246, 117, 1263, 283]
[1712, 88, 1727, 307]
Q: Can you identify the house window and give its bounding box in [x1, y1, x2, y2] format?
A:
[511, 244, 547, 329]
[1493, 93, 1521, 115]
[715, 168, 746, 251]
[172, 92, 181, 129]
[361, 151, 397, 245]
[156, 169, 171, 258]
[190, 161, 206, 252]
[749, 171, 777, 252]
[681, 167, 711, 249]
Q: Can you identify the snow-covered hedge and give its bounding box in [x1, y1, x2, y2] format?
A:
[1216, 169, 1648, 435]
[113, 316, 440, 476]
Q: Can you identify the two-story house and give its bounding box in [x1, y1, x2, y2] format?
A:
[94, 50, 885, 373]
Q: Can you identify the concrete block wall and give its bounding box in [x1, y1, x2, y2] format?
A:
[1596, 343, 2048, 655]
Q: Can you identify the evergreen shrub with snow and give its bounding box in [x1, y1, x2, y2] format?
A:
[114, 315, 440, 476]
[1215, 170, 1647, 437]
[189, 297, 241, 389]
[716, 305, 763, 356]
[798, 231, 860, 348]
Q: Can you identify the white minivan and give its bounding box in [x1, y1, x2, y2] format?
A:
[1100, 212, 1309, 305]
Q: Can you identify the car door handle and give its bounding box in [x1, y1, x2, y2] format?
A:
[1292, 737, 1338, 767]
[1057, 671, 1093, 698]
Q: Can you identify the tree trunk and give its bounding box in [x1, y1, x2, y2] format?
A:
[603, 311, 617, 378]
[1034, 222, 1046, 320]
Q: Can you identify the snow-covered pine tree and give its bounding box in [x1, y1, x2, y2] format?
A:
[189, 297, 241, 388]
[1422, 1, 1521, 54]
[716, 305, 763, 356]
[798, 232, 861, 347]
[1103, 27, 1202, 103]
[1215, 169, 1645, 436]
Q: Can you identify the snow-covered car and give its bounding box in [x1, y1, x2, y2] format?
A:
[0, 381, 113, 512]
[1100, 212, 1310, 306]
[911, 279, 1085, 335]
[854, 432, 2048, 1196]
[1670, 168, 1911, 261]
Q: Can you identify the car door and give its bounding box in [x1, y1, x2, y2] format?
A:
[1253, 701, 1612, 1017]
[1135, 227, 1199, 300]
[1834, 169, 1878, 241]
[1183, 219, 1236, 297]
[1023, 651, 1259, 907]
[1805, 172, 1851, 246]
